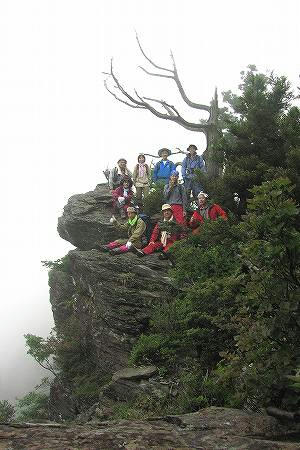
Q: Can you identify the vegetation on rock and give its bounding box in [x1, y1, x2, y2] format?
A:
[23, 66, 300, 421]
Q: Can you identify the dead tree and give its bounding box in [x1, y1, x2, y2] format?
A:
[104, 34, 221, 179]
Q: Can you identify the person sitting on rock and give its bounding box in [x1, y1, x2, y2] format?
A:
[99, 207, 146, 255]
[132, 204, 183, 259]
[132, 153, 151, 204]
[109, 158, 133, 190]
[163, 170, 187, 225]
[112, 177, 134, 219]
[189, 192, 227, 234]
[152, 148, 176, 185]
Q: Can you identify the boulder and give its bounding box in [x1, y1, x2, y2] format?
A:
[57, 183, 122, 249]
[112, 366, 158, 382]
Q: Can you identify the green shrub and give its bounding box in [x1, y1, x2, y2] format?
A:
[0, 400, 15, 422]
[143, 182, 165, 216]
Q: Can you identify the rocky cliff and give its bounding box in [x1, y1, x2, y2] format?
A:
[49, 184, 176, 418]
[35, 183, 300, 448]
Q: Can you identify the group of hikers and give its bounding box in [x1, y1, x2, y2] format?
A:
[98, 145, 227, 260]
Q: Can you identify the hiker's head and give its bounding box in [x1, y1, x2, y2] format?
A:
[158, 148, 171, 160]
[118, 158, 127, 170]
[127, 207, 137, 220]
[198, 191, 209, 207]
[121, 177, 132, 189]
[161, 204, 173, 220]
[138, 154, 146, 164]
[187, 144, 197, 156]
[170, 170, 179, 184]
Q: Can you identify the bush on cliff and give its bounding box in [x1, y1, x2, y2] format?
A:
[0, 400, 15, 422]
[131, 178, 300, 412]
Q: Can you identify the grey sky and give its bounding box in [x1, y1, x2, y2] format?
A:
[0, 0, 299, 402]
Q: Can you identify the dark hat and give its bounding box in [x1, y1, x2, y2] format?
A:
[118, 158, 127, 164]
[158, 148, 171, 157]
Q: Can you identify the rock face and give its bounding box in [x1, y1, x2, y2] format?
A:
[57, 183, 119, 249]
[49, 250, 175, 376]
[1, 408, 299, 449]
[49, 184, 176, 419]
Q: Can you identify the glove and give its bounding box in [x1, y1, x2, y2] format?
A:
[118, 196, 125, 203]
[126, 241, 132, 249]
[110, 216, 117, 224]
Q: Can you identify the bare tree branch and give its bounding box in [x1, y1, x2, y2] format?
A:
[135, 34, 211, 113]
[104, 79, 145, 109]
[135, 32, 173, 73]
[104, 59, 211, 133]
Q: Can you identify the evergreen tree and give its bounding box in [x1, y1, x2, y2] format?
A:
[199, 66, 300, 211]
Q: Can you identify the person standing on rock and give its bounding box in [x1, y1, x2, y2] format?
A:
[163, 170, 187, 225]
[189, 192, 227, 234]
[152, 148, 176, 185]
[132, 204, 183, 260]
[132, 154, 151, 204]
[109, 158, 133, 190]
[181, 144, 206, 207]
[111, 178, 134, 219]
[98, 207, 146, 255]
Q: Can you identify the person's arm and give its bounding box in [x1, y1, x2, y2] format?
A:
[181, 185, 188, 212]
[111, 186, 121, 200]
[125, 190, 134, 204]
[163, 184, 171, 200]
[152, 162, 159, 181]
[109, 168, 115, 189]
[132, 165, 137, 183]
[181, 157, 187, 179]
[189, 211, 202, 228]
[128, 219, 146, 243]
[215, 205, 228, 220]
[112, 217, 128, 231]
[149, 223, 160, 243]
[199, 156, 207, 173]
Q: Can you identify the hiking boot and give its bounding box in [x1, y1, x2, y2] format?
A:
[109, 248, 123, 256]
[158, 252, 169, 260]
[131, 246, 145, 257]
[97, 245, 111, 252]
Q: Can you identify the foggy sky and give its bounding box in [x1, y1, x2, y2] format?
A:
[0, 0, 299, 402]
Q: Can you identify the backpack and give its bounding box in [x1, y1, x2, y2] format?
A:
[138, 213, 154, 244]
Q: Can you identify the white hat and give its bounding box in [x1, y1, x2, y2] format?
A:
[161, 203, 172, 211]
[197, 191, 209, 198]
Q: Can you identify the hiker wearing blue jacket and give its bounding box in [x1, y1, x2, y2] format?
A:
[181, 144, 206, 206]
[152, 148, 176, 184]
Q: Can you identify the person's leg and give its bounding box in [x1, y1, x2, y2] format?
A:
[106, 241, 121, 250]
[142, 242, 163, 255]
[163, 241, 175, 253]
[191, 180, 203, 202]
[136, 187, 143, 202]
[143, 186, 150, 198]
[184, 179, 192, 209]
[171, 204, 185, 225]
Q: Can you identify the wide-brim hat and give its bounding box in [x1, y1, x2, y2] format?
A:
[158, 148, 171, 157]
[161, 203, 172, 211]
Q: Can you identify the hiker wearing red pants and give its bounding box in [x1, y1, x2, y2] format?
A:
[133, 204, 183, 260]
[97, 207, 146, 255]
[163, 170, 187, 225]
